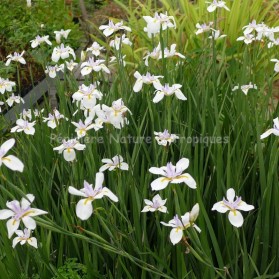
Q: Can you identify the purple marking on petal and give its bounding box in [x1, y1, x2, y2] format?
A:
[222, 196, 242, 210]
[165, 162, 183, 178]
[10, 201, 31, 220]
[173, 215, 183, 227]
[152, 200, 161, 209]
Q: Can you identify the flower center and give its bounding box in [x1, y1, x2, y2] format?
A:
[222, 196, 242, 210]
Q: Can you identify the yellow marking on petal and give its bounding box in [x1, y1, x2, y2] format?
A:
[21, 210, 35, 218]
[83, 197, 93, 205]
[2, 157, 11, 162]
[161, 177, 171, 182]
[176, 175, 189, 179]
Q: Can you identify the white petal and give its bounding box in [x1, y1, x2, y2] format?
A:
[74, 143, 86, 150]
[133, 71, 141, 79]
[151, 177, 170, 191]
[149, 167, 166, 176]
[207, 5, 216, 12]
[158, 206, 167, 213]
[21, 194, 35, 209]
[103, 28, 114, 37]
[108, 165, 116, 171]
[95, 172, 104, 188]
[172, 174, 197, 189]
[101, 65, 110, 74]
[27, 208, 48, 217]
[212, 201, 229, 213]
[68, 186, 87, 197]
[12, 237, 21, 248]
[27, 237, 38, 248]
[182, 174, 197, 189]
[81, 67, 92, 76]
[18, 57, 26, 64]
[112, 154, 123, 163]
[53, 144, 64, 152]
[5, 59, 11, 66]
[63, 149, 76, 161]
[193, 224, 202, 233]
[175, 90, 187, 100]
[20, 240, 27, 245]
[48, 120, 57, 129]
[260, 129, 279, 139]
[120, 162, 129, 170]
[153, 92, 165, 103]
[25, 194, 35, 202]
[99, 24, 108, 30]
[143, 199, 153, 206]
[24, 126, 35, 135]
[1, 138, 15, 153]
[6, 200, 20, 210]
[99, 165, 109, 172]
[22, 216, 36, 229]
[2, 155, 24, 172]
[274, 118, 279, 129]
[224, 5, 230, 11]
[82, 98, 96, 108]
[61, 52, 69, 60]
[146, 22, 160, 34]
[0, 209, 14, 220]
[161, 218, 177, 227]
[76, 198, 93, 220]
[72, 92, 83, 101]
[181, 212, 190, 225]
[101, 187, 118, 202]
[170, 228, 183, 245]
[7, 219, 20, 238]
[141, 206, 151, 212]
[152, 194, 163, 203]
[142, 16, 153, 23]
[133, 80, 143, 92]
[15, 230, 24, 237]
[49, 69, 57, 79]
[176, 158, 189, 172]
[153, 80, 162, 90]
[153, 80, 164, 90]
[190, 203, 199, 222]
[51, 51, 60, 62]
[228, 210, 244, 227]
[237, 201, 254, 211]
[226, 188, 235, 202]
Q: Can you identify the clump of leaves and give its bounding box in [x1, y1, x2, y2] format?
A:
[0, 0, 82, 54]
[52, 258, 87, 279]
[19, 274, 40, 279]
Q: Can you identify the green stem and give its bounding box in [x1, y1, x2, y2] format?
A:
[17, 63, 21, 95]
